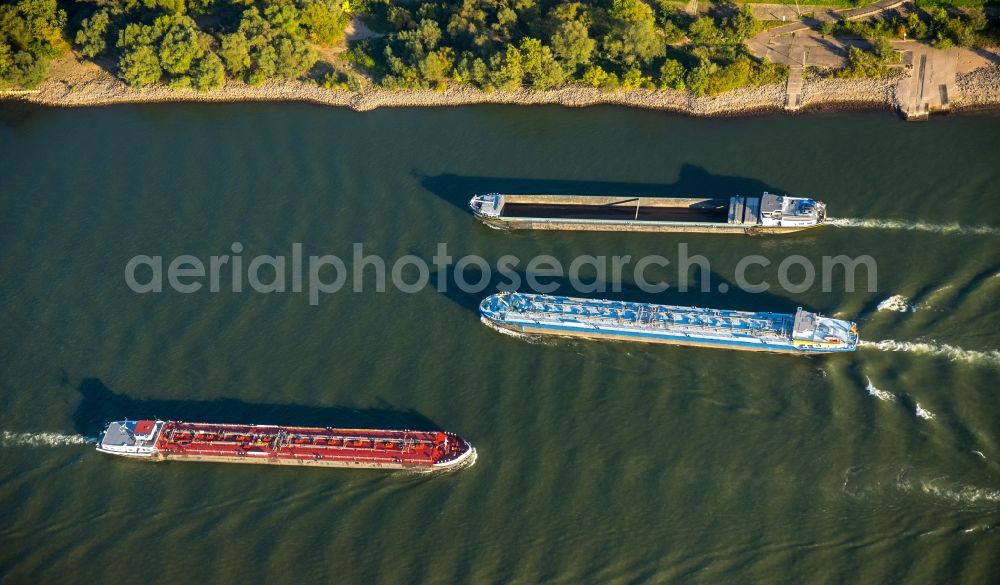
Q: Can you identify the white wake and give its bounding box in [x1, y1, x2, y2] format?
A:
[917, 480, 1000, 504]
[828, 217, 1000, 236]
[847, 466, 1000, 506]
[877, 294, 914, 312]
[865, 377, 896, 402]
[859, 339, 1000, 367]
[1, 431, 95, 447]
[915, 403, 936, 420]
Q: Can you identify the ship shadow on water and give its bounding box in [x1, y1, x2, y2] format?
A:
[417, 164, 789, 215]
[70, 378, 444, 438]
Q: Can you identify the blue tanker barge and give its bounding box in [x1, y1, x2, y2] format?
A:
[480, 293, 858, 354]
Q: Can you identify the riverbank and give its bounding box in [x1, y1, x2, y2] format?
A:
[4, 52, 999, 116]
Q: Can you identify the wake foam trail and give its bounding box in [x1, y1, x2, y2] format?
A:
[847, 466, 1000, 505]
[865, 377, 896, 402]
[828, 218, 1000, 236]
[1, 431, 95, 447]
[859, 339, 1000, 368]
[918, 480, 1000, 505]
[877, 295, 914, 313]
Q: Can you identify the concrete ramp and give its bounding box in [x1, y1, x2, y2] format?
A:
[897, 45, 959, 120]
[785, 55, 805, 110]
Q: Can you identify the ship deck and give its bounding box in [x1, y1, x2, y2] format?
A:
[155, 422, 469, 467]
[501, 203, 728, 223]
[489, 294, 792, 339]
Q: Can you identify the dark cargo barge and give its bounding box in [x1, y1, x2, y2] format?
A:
[469, 193, 826, 234]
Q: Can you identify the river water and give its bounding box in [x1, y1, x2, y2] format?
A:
[1, 104, 998, 583]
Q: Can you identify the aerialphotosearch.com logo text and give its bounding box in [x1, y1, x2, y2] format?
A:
[124, 242, 878, 305]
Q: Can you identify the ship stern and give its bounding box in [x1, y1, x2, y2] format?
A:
[791, 310, 859, 353]
[96, 420, 164, 459]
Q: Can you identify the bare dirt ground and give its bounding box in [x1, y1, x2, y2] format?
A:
[344, 19, 379, 41]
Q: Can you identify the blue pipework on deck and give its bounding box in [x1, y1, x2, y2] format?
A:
[480, 292, 792, 340]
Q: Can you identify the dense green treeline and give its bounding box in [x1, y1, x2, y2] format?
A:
[69, 0, 348, 89]
[352, 0, 786, 95]
[2, 0, 350, 89]
[2, 1, 998, 92]
[1, 0, 68, 87]
[3, 0, 788, 94]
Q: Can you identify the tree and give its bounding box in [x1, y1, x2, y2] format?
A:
[158, 16, 204, 75]
[1, 0, 68, 58]
[608, 0, 652, 23]
[685, 59, 717, 96]
[905, 13, 927, 39]
[75, 9, 110, 58]
[601, 0, 664, 68]
[397, 18, 442, 57]
[263, 3, 301, 36]
[620, 67, 651, 90]
[943, 13, 980, 47]
[187, 0, 218, 15]
[219, 33, 251, 76]
[216, 6, 318, 84]
[0, 0, 68, 87]
[118, 20, 163, 51]
[446, 2, 482, 47]
[119, 44, 162, 86]
[662, 20, 684, 44]
[144, 0, 186, 14]
[488, 43, 524, 90]
[873, 37, 894, 62]
[551, 18, 594, 71]
[115, 14, 209, 86]
[687, 17, 721, 45]
[418, 48, 455, 84]
[249, 43, 278, 85]
[299, 0, 347, 45]
[455, 51, 489, 86]
[582, 64, 617, 89]
[273, 34, 316, 78]
[520, 37, 564, 89]
[191, 51, 225, 90]
[0, 39, 12, 76]
[724, 5, 757, 43]
[2, 51, 48, 87]
[835, 46, 891, 78]
[658, 58, 685, 90]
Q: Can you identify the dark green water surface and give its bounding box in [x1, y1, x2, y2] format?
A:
[1, 104, 998, 583]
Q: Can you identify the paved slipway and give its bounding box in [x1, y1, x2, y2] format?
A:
[746, 0, 1000, 117]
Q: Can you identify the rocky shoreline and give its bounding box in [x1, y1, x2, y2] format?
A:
[4, 56, 1000, 116]
[957, 64, 1000, 110]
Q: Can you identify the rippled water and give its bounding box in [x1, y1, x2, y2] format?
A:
[1, 104, 998, 583]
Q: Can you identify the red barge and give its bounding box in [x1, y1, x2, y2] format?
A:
[97, 419, 476, 470]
